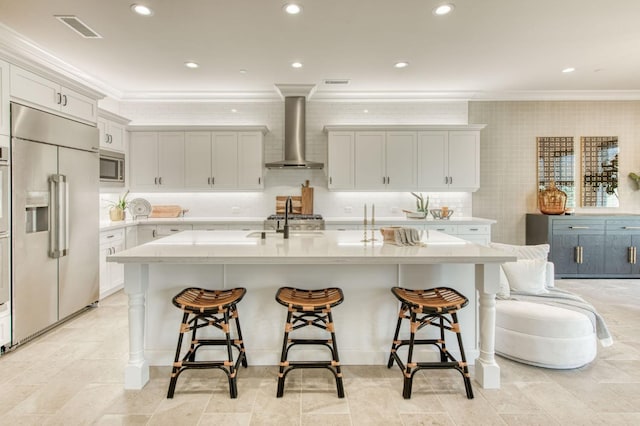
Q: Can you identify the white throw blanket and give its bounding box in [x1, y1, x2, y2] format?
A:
[509, 287, 613, 347]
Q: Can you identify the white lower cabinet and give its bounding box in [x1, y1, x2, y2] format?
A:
[100, 229, 125, 299]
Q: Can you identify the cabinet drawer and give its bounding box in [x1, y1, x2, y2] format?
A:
[606, 220, 640, 234]
[458, 224, 490, 235]
[424, 224, 457, 234]
[100, 228, 125, 245]
[156, 224, 192, 236]
[552, 220, 605, 234]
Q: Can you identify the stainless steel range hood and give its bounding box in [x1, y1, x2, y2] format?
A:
[265, 96, 324, 169]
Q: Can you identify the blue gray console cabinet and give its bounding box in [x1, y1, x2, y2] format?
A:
[526, 214, 640, 278]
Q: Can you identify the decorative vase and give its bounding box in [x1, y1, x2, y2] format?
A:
[538, 182, 567, 215]
[109, 207, 126, 221]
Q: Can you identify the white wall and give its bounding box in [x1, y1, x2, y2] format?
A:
[470, 100, 640, 244]
[101, 100, 474, 221]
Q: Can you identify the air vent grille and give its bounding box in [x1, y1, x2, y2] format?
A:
[323, 79, 350, 85]
[55, 15, 102, 38]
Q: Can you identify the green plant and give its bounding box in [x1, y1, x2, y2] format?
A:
[107, 190, 130, 210]
[410, 192, 429, 212]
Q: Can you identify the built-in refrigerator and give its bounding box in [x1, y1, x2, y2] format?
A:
[10, 103, 99, 345]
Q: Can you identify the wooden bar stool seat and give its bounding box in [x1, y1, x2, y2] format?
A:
[275, 286, 345, 398]
[388, 286, 474, 399]
[167, 287, 248, 399]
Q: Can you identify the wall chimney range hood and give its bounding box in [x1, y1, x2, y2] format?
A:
[265, 93, 324, 170]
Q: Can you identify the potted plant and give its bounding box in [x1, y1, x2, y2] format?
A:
[107, 190, 129, 221]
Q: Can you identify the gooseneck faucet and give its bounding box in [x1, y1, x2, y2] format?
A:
[283, 196, 292, 239]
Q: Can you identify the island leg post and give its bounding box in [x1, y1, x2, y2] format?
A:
[474, 263, 501, 389]
[124, 263, 150, 389]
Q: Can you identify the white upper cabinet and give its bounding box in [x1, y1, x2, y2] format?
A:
[354, 131, 386, 190]
[130, 132, 185, 191]
[237, 132, 264, 189]
[0, 59, 8, 136]
[98, 109, 129, 153]
[184, 131, 264, 190]
[327, 131, 355, 189]
[385, 131, 417, 190]
[10, 65, 97, 123]
[418, 130, 479, 191]
[325, 125, 484, 192]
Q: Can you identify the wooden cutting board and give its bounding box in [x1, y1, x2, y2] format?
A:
[150, 205, 183, 218]
[275, 196, 302, 214]
[301, 187, 313, 214]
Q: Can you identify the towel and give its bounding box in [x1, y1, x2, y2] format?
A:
[380, 227, 424, 246]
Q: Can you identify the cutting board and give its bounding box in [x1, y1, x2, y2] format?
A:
[150, 205, 183, 218]
[301, 187, 314, 214]
[276, 196, 302, 214]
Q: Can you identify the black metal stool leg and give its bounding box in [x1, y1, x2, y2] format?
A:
[167, 311, 190, 399]
[327, 310, 345, 398]
[277, 309, 294, 398]
[451, 312, 474, 399]
[387, 303, 406, 368]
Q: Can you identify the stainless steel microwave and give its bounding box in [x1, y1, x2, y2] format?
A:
[99, 150, 125, 185]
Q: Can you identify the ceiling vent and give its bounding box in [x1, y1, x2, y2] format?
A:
[323, 79, 350, 85]
[55, 15, 102, 38]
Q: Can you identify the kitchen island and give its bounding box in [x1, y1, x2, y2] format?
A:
[108, 229, 514, 390]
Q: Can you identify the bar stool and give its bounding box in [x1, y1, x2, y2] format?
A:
[387, 286, 474, 399]
[167, 287, 247, 399]
[275, 286, 345, 398]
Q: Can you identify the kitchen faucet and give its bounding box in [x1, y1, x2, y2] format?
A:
[276, 196, 292, 239]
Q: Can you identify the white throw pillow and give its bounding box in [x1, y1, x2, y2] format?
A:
[502, 258, 549, 295]
[497, 267, 511, 299]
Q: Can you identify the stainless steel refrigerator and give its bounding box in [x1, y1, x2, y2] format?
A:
[10, 103, 99, 345]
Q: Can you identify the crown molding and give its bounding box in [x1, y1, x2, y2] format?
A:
[120, 91, 281, 102]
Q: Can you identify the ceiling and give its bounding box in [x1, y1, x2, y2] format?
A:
[1, 0, 640, 101]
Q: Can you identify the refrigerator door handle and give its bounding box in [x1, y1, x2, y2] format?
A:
[48, 174, 69, 258]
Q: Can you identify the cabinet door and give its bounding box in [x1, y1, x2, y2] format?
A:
[97, 117, 108, 148]
[211, 132, 238, 189]
[0, 60, 9, 136]
[158, 132, 185, 189]
[448, 131, 479, 191]
[130, 132, 159, 190]
[578, 235, 605, 275]
[136, 225, 157, 244]
[60, 87, 97, 123]
[417, 131, 448, 190]
[125, 226, 138, 249]
[107, 121, 126, 152]
[551, 234, 579, 275]
[184, 132, 213, 189]
[354, 131, 385, 189]
[110, 240, 125, 290]
[385, 131, 417, 190]
[238, 132, 264, 189]
[10, 66, 60, 112]
[327, 132, 355, 190]
[604, 234, 633, 274]
[99, 245, 110, 297]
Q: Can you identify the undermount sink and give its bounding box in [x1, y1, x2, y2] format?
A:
[246, 230, 325, 239]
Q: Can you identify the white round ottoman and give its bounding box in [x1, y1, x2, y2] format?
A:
[495, 300, 597, 369]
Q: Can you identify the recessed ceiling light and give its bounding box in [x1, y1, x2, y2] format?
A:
[363, 109, 369, 113]
[394, 61, 409, 69]
[131, 4, 153, 16]
[184, 62, 199, 69]
[239, 69, 248, 74]
[231, 109, 238, 113]
[433, 3, 455, 16]
[291, 62, 303, 68]
[562, 67, 576, 73]
[283, 3, 302, 14]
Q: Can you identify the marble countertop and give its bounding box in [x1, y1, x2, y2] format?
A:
[108, 229, 513, 265]
[99, 216, 496, 231]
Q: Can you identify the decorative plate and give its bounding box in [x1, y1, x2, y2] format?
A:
[129, 198, 151, 218]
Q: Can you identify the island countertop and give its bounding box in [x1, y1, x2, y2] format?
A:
[108, 229, 513, 265]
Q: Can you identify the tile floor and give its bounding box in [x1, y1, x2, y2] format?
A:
[0, 279, 639, 425]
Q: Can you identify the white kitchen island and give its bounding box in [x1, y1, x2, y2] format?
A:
[108, 229, 515, 391]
